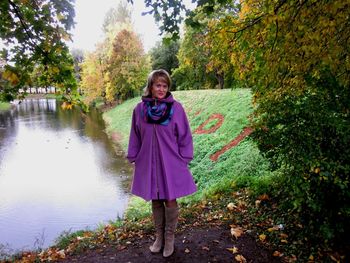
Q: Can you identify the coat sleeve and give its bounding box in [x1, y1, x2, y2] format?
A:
[176, 104, 194, 164]
[127, 107, 141, 163]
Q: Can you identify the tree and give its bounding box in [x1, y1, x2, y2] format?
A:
[208, 0, 350, 242]
[173, 3, 238, 90]
[0, 0, 76, 100]
[79, 0, 147, 105]
[79, 50, 105, 106]
[108, 29, 150, 102]
[127, 0, 188, 39]
[71, 48, 84, 83]
[150, 40, 179, 76]
[103, 1, 132, 34]
[172, 25, 217, 90]
[126, 0, 233, 39]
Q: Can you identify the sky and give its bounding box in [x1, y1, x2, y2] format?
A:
[68, 0, 162, 52]
[0, 1, 195, 54]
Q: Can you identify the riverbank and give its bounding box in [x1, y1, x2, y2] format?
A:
[23, 93, 58, 99]
[0, 94, 58, 112]
[0, 101, 11, 112]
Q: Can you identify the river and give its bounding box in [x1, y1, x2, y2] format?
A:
[0, 99, 132, 255]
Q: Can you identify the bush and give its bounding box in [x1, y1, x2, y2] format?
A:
[253, 70, 350, 243]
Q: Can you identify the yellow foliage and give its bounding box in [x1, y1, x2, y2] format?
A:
[80, 51, 106, 105]
[2, 69, 20, 85]
[206, 0, 350, 91]
[61, 101, 73, 110]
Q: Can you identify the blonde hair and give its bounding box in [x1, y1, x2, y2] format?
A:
[143, 69, 171, 96]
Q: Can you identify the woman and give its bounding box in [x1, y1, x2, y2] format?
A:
[127, 69, 197, 257]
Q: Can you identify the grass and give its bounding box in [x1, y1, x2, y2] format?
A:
[103, 89, 276, 215]
[0, 101, 11, 111]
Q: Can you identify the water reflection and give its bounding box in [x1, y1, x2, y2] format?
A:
[0, 99, 132, 253]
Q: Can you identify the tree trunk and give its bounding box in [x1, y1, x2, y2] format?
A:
[215, 71, 224, 89]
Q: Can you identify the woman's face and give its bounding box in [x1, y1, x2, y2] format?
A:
[151, 78, 168, 99]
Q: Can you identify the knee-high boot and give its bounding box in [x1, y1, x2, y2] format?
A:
[149, 202, 165, 253]
[163, 206, 179, 257]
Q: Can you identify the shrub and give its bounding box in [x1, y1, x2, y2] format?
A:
[253, 70, 350, 243]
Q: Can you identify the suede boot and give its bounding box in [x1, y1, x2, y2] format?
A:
[163, 206, 179, 257]
[149, 202, 165, 253]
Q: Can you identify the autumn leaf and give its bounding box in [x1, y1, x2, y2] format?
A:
[235, 254, 247, 263]
[202, 246, 210, 251]
[268, 227, 277, 232]
[259, 234, 266, 242]
[273, 251, 283, 257]
[57, 249, 66, 259]
[257, 194, 269, 201]
[230, 227, 243, 239]
[2, 70, 20, 85]
[61, 101, 73, 110]
[227, 202, 236, 211]
[227, 246, 239, 254]
[280, 233, 288, 239]
[255, 200, 261, 207]
[117, 245, 127, 251]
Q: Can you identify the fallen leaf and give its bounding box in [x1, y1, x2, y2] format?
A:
[202, 246, 210, 251]
[258, 194, 269, 201]
[273, 251, 283, 257]
[287, 254, 297, 262]
[330, 255, 339, 262]
[117, 245, 126, 251]
[227, 246, 239, 254]
[231, 227, 243, 239]
[268, 225, 280, 232]
[280, 233, 288, 239]
[259, 234, 266, 242]
[235, 254, 247, 263]
[227, 202, 236, 211]
[237, 200, 247, 210]
[57, 250, 66, 259]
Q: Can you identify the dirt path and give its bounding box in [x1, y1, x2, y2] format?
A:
[59, 224, 281, 263]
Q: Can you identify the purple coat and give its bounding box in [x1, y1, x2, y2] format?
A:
[127, 94, 197, 201]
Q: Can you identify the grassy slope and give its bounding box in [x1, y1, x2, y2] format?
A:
[103, 89, 274, 215]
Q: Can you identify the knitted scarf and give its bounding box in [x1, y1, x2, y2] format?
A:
[142, 100, 174, 126]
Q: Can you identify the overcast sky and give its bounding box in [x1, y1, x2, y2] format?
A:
[0, 1, 195, 54]
[68, 0, 162, 52]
